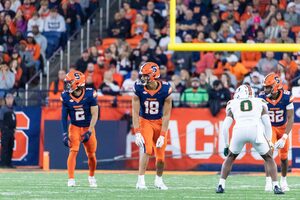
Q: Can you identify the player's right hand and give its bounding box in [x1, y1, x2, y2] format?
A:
[135, 132, 145, 148]
[63, 132, 70, 147]
[224, 147, 229, 157]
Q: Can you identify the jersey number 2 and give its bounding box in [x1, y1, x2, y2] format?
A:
[269, 110, 284, 123]
[144, 101, 159, 115]
[75, 108, 85, 121]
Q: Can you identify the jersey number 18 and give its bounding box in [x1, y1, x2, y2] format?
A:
[144, 100, 159, 115]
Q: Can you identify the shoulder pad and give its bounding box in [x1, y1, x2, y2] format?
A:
[162, 81, 169, 85]
[283, 90, 290, 95]
[258, 91, 265, 97]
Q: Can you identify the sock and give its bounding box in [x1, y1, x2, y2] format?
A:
[87, 153, 97, 177]
[281, 176, 287, 182]
[155, 175, 162, 182]
[272, 181, 279, 188]
[219, 178, 226, 188]
[266, 176, 272, 184]
[67, 151, 78, 179]
[138, 175, 145, 183]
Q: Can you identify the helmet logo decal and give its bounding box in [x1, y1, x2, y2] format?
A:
[151, 66, 157, 72]
[74, 73, 80, 80]
[275, 76, 280, 84]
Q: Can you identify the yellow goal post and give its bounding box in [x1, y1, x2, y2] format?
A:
[168, 0, 300, 52]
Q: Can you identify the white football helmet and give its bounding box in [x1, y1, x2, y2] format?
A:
[234, 84, 255, 99]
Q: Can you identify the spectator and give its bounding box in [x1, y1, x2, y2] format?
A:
[199, 72, 210, 90]
[180, 77, 208, 107]
[26, 33, 41, 73]
[17, 0, 36, 21]
[278, 53, 298, 83]
[38, 0, 50, 19]
[220, 72, 235, 95]
[75, 50, 93, 73]
[99, 70, 120, 96]
[32, 25, 47, 71]
[171, 34, 194, 73]
[109, 59, 123, 87]
[0, 93, 16, 168]
[246, 16, 264, 39]
[129, 39, 155, 69]
[265, 17, 281, 40]
[205, 68, 218, 87]
[196, 52, 215, 74]
[9, 49, 23, 89]
[84, 63, 102, 89]
[178, 9, 196, 37]
[217, 22, 235, 42]
[208, 80, 231, 116]
[1, 0, 16, 18]
[146, 1, 165, 29]
[49, 69, 66, 100]
[0, 62, 15, 90]
[121, 70, 138, 96]
[44, 8, 66, 33]
[221, 2, 240, 22]
[225, 54, 248, 83]
[243, 71, 264, 96]
[257, 51, 278, 76]
[140, 6, 155, 35]
[158, 27, 182, 54]
[130, 13, 148, 39]
[263, 4, 277, 25]
[180, 69, 190, 87]
[276, 28, 294, 43]
[18, 40, 36, 81]
[284, 2, 300, 26]
[142, 31, 156, 49]
[189, 0, 208, 21]
[153, 46, 167, 67]
[123, 1, 137, 24]
[27, 12, 44, 33]
[89, 46, 99, 63]
[109, 12, 130, 38]
[275, 11, 285, 27]
[14, 9, 27, 34]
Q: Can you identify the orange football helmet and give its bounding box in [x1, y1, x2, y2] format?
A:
[139, 62, 160, 85]
[64, 70, 85, 92]
[263, 72, 282, 97]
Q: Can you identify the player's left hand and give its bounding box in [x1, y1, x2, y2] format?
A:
[62, 132, 70, 147]
[274, 134, 288, 149]
[224, 147, 229, 157]
[81, 131, 92, 143]
[156, 136, 165, 148]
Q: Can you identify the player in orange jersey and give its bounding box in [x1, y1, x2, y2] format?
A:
[259, 73, 294, 192]
[61, 70, 99, 187]
[132, 62, 172, 190]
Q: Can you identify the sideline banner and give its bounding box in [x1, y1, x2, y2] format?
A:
[0, 107, 41, 165]
[125, 109, 294, 171]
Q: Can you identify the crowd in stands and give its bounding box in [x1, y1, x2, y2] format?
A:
[47, 0, 300, 113]
[0, 0, 98, 96]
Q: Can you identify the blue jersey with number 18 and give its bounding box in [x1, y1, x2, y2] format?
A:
[61, 88, 98, 127]
[134, 81, 172, 120]
[258, 90, 294, 127]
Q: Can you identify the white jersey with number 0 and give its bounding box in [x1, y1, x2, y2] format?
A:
[226, 97, 268, 128]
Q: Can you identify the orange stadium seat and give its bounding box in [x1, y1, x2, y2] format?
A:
[97, 95, 116, 107]
[291, 26, 300, 35]
[125, 38, 141, 49]
[102, 38, 118, 50]
[117, 95, 132, 107]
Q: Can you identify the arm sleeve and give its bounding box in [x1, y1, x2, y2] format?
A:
[261, 114, 272, 141]
[222, 116, 233, 147]
[61, 103, 68, 133]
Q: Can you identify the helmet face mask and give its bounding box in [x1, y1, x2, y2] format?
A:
[264, 85, 273, 98]
[140, 74, 150, 86]
[139, 62, 160, 86]
[234, 85, 254, 99]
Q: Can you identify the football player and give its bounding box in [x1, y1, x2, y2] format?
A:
[132, 62, 172, 190]
[61, 70, 99, 187]
[216, 85, 284, 195]
[259, 73, 294, 192]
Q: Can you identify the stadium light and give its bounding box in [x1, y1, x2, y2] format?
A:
[168, 0, 300, 52]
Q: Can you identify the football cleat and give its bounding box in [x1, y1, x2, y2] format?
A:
[67, 179, 76, 187]
[216, 185, 225, 193]
[280, 180, 290, 192]
[136, 181, 148, 190]
[265, 182, 272, 192]
[154, 178, 168, 190]
[88, 176, 97, 188]
[274, 185, 284, 195]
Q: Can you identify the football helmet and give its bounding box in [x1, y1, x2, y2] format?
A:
[139, 62, 160, 85]
[64, 70, 85, 93]
[263, 72, 282, 98]
[234, 84, 255, 99]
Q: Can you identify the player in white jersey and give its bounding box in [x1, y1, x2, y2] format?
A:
[216, 85, 284, 195]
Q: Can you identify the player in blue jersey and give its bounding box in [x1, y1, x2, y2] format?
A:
[132, 62, 172, 190]
[61, 70, 99, 187]
[259, 73, 294, 192]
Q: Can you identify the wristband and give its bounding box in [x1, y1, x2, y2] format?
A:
[160, 131, 167, 136]
[282, 133, 288, 140]
[133, 127, 141, 134]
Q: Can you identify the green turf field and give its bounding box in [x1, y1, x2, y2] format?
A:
[0, 171, 299, 200]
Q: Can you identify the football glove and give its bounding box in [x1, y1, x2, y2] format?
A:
[156, 136, 165, 148]
[224, 147, 229, 157]
[135, 132, 145, 148]
[63, 132, 70, 147]
[81, 131, 92, 143]
[274, 134, 288, 149]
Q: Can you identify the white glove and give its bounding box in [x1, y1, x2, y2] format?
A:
[274, 134, 288, 149]
[135, 132, 145, 148]
[156, 136, 165, 148]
